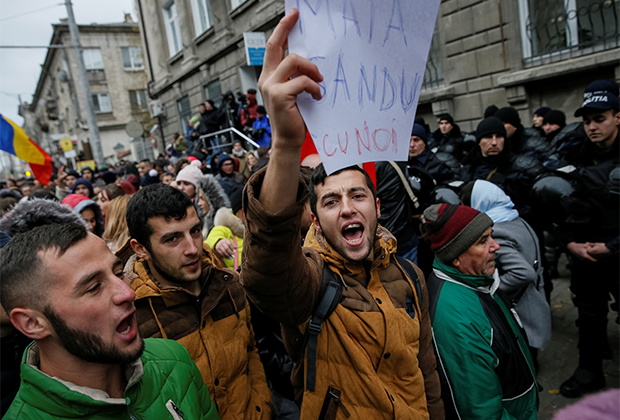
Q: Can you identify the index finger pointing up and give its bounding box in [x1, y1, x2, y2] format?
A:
[262, 8, 299, 74]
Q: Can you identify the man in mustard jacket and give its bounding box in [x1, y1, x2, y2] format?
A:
[240, 9, 443, 420]
[125, 184, 271, 420]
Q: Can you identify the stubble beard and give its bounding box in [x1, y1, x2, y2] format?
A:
[44, 307, 144, 365]
[318, 218, 378, 262]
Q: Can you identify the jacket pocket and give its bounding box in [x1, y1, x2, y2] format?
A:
[318, 386, 350, 420]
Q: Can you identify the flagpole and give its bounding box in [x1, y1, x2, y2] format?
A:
[64, 0, 105, 169]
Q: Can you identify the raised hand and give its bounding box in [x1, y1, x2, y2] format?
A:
[258, 8, 323, 151]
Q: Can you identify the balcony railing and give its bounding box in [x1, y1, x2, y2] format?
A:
[524, 0, 619, 66]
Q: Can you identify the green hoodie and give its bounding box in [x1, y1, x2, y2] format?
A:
[4, 338, 220, 420]
[429, 258, 538, 420]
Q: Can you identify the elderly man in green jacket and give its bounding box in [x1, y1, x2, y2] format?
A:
[0, 222, 219, 420]
[422, 203, 539, 420]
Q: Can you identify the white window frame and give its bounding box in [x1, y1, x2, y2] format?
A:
[231, 0, 247, 10]
[121, 47, 144, 70]
[190, 0, 213, 36]
[518, 0, 579, 59]
[163, 2, 183, 57]
[92, 92, 112, 113]
[83, 48, 104, 70]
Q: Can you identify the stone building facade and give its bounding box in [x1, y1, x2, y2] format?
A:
[137, 0, 619, 142]
[25, 15, 153, 166]
[418, 0, 619, 132]
[136, 0, 283, 146]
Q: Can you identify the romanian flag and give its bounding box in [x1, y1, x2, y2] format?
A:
[300, 130, 376, 188]
[0, 114, 53, 184]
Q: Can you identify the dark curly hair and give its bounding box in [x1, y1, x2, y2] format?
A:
[126, 183, 193, 253]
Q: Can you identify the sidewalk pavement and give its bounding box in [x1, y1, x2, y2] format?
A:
[537, 256, 619, 420]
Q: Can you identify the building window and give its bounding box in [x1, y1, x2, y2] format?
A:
[129, 90, 148, 112]
[205, 80, 222, 107]
[518, 0, 619, 64]
[163, 2, 183, 57]
[92, 92, 112, 113]
[121, 47, 144, 70]
[231, 0, 246, 10]
[190, 0, 213, 36]
[177, 96, 192, 131]
[422, 22, 443, 91]
[83, 49, 104, 70]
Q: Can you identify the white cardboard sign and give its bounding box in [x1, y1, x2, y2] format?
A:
[286, 0, 440, 174]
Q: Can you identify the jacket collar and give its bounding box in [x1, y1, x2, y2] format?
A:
[23, 342, 143, 407]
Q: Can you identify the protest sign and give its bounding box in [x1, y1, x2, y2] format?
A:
[286, 0, 440, 174]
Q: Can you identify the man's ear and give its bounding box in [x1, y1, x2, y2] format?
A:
[310, 213, 321, 233]
[130, 239, 150, 261]
[10, 308, 52, 340]
[452, 257, 461, 268]
[375, 197, 381, 219]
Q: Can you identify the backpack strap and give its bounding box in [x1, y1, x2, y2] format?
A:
[306, 264, 343, 392]
[395, 255, 422, 306]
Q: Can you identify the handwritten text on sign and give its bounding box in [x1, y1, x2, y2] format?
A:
[286, 0, 440, 174]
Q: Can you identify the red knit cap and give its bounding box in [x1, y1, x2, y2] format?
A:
[423, 203, 493, 263]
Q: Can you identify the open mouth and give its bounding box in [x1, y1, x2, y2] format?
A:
[117, 313, 135, 336]
[342, 223, 364, 246]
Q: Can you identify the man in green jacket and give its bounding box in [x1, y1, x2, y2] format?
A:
[422, 204, 539, 420]
[0, 222, 219, 419]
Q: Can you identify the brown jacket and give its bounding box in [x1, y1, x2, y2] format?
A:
[126, 244, 271, 420]
[241, 170, 444, 420]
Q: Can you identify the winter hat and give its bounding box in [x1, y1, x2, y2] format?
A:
[142, 170, 160, 186]
[494, 107, 521, 128]
[438, 113, 455, 125]
[71, 178, 94, 197]
[176, 164, 203, 188]
[119, 181, 136, 195]
[411, 123, 428, 143]
[476, 117, 507, 142]
[543, 110, 566, 127]
[101, 171, 117, 185]
[422, 204, 493, 264]
[218, 154, 234, 170]
[484, 105, 499, 118]
[0, 198, 87, 237]
[62, 194, 104, 237]
[65, 170, 80, 179]
[534, 107, 551, 117]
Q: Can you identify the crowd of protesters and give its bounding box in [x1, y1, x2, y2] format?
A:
[0, 11, 618, 420]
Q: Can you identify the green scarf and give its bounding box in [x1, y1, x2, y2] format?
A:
[432, 257, 494, 289]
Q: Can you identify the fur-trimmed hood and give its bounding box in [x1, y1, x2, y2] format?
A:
[213, 207, 245, 239]
[0, 198, 88, 237]
[197, 173, 230, 234]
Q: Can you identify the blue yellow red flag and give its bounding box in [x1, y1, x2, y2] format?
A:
[0, 113, 53, 184]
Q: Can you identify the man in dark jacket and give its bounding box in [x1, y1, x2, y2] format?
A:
[429, 113, 465, 159]
[241, 11, 443, 420]
[422, 204, 539, 420]
[557, 90, 620, 398]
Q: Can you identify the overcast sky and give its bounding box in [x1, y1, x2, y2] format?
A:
[0, 0, 136, 126]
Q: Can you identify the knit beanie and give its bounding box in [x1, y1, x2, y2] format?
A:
[475, 117, 507, 142]
[534, 107, 551, 117]
[494, 107, 521, 128]
[543, 110, 566, 127]
[438, 113, 455, 126]
[423, 204, 493, 264]
[484, 105, 499, 118]
[218, 154, 234, 170]
[411, 123, 428, 143]
[176, 164, 203, 188]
